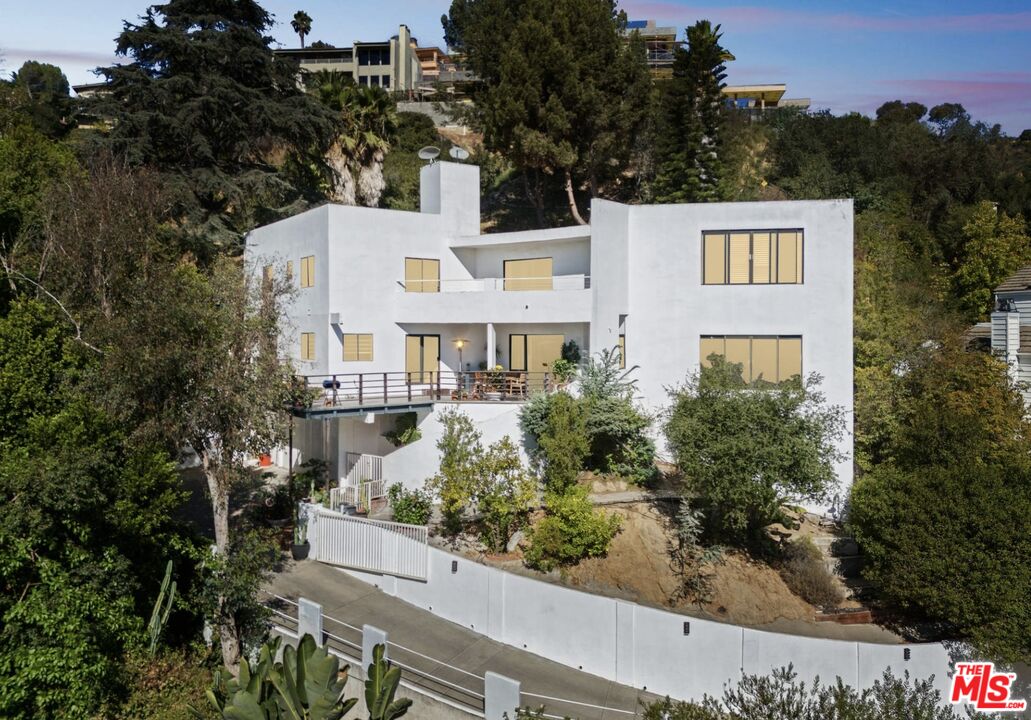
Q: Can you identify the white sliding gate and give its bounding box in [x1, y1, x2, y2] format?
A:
[306, 505, 428, 580]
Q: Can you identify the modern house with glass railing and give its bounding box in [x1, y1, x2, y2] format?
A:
[245, 161, 854, 512]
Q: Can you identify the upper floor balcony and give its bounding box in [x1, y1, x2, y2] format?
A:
[394, 274, 592, 324]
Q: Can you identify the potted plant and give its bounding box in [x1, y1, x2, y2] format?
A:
[551, 358, 577, 387]
[291, 518, 309, 560]
[485, 364, 505, 400]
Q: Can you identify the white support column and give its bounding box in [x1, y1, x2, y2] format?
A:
[484, 672, 520, 720]
[362, 624, 388, 672]
[487, 323, 497, 368]
[297, 598, 324, 646]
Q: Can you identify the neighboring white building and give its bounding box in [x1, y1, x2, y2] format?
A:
[246, 162, 854, 511]
[970, 266, 1031, 405]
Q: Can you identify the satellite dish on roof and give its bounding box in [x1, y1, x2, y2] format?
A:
[448, 146, 470, 161]
[417, 146, 440, 164]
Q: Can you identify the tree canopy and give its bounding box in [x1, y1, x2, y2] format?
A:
[442, 0, 650, 224]
[86, 0, 340, 251]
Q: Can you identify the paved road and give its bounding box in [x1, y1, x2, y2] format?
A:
[267, 560, 659, 720]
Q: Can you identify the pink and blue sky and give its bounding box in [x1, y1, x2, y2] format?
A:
[1, 0, 1028, 133]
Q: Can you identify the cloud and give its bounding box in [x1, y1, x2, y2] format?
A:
[882, 74, 1031, 114]
[1, 47, 118, 68]
[618, 2, 1031, 34]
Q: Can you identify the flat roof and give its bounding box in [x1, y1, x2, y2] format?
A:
[452, 225, 591, 249]
[723, 84, 788, 102]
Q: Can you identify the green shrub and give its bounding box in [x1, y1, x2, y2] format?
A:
[524, 486, 621, 571]
[779, 538, 843, 608]
[387, 483, 432, 525]
[641, 665, 961, 720]
[550, 357, 577, 383]
[664, 357, 845, 546]
[383, 412, 421, 447]
[425, 408, 482, 534]
[519, 357, 657, 487]
[537, 391, 589, 493]
[475, 436, 537, 552]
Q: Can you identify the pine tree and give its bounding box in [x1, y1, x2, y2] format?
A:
[653, 20, 732, 203]
[87, 0, 339, 252]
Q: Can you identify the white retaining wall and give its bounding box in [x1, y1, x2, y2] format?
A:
[340, 546, 957, 705]
[380, 402, 529, 490]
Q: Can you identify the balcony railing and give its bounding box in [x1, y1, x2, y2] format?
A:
[400, 274, 590, 293]
[295, 370, 558, 410]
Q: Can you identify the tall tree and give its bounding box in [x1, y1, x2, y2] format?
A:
[442, 0, 650, 225]
[0, 300, 190, 717]
[87, 0, 339, 252]
[652, 20, 732, 203]
[849, 343, 1031, 662]
[6, 61, 74, 138]
[950, 200, 1030, 321]
[291, 10, 312, 48]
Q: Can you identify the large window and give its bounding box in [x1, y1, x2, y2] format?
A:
[699, 335, 802, 384]
[300, 332, 316, 361]
[357, 47, 388, 66]
[509, 334, 564, 373]
[286, 260, 294, 282]
[618, 334, 626, 369]
[342, 333, 373, 362]
[703, 230, 803, 285]
[300, 255, 315, 288]
[404, 257, 440, 293]
[503, 257, 553, 291]
[405, 334, 439, 383]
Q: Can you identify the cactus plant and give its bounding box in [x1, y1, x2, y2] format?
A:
[147, 560, 177, 656]
[365, 644, 412, 720]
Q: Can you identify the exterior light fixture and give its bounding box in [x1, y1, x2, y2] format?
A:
[904, 648, 911, 661]
[683, 621, 690, 636]
[453, 338, 469, 372]
[451, 560, 458, 574]
[364, 412, 375, 424]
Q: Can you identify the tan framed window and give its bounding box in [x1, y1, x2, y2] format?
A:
[702, 230, 803, 284]
[699, 335, 802, 384]
[404, 257, 440, 292]
[300, 332, 316, 361]
[618, 334, 626, 369]
[504, 257, 553, 291]
[286, 260, 294, 282]
[300, 256, 315, 288]
[405, 334, 439, 383]
[342, 333, 373, 362]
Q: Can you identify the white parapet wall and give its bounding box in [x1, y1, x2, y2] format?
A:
[340, 546, 960, 705]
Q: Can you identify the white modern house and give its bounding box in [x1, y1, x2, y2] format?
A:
[246, 161, 854, 511]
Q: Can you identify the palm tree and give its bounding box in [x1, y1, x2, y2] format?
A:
[310, 70, 398, 207]
[291, 10, 312, 48]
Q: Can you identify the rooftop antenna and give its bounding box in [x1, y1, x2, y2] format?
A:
[417, 146, 440, 164]
[448, 146, 470, 162]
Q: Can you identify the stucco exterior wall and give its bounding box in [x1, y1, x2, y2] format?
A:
[248, 161, 856, 507]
